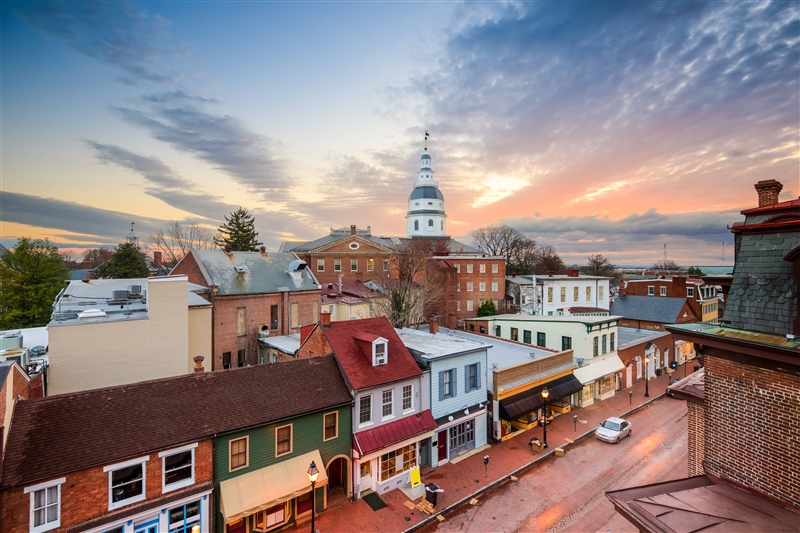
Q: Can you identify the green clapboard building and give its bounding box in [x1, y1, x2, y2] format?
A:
[214, 355, 353, 533]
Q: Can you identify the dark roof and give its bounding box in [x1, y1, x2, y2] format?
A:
[409, 186, 444, 201]
[324, 317, 421, 390]
[666, 368, 705, 403]
[0, 361, 14, 387]
[610, 295, 692, 324]
[1, 355, 351, 488]
[353, 410, 436, 455]
[288, 233, 396, 253]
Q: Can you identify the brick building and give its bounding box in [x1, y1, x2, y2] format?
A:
[620, 276, 722, 323]
[607, 180, 800, 530]
[171, 248, 321, 370]
[616, 327, 676, 389]
[433, 254, 507, 330]
[610, 294, 697, 330]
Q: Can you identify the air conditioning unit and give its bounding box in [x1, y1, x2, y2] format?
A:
[258, 324, 270, 339]
[0, 347, 30, 369]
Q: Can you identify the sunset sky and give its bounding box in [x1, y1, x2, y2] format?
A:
[1, 1, 798, 266]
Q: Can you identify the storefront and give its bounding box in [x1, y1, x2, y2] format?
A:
[432, 405, 487, 465]
[218, 450, 328, 533]
[573, 354, 625, 406]
[83, 489, 212, 533]
[497, 374, 584, 439]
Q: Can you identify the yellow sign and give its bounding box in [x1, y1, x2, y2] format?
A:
[410, 466, 421, 488]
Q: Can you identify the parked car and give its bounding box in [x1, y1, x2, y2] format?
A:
[595, 416, 632, 444]
[666, 377, 683, 397]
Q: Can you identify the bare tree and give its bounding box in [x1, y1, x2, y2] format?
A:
[531, 244, 566, 275]
[471, 225, 538, 274]
[581, 254, 616, 277]
[82, 248, 108, 268]
[148, 221, 218, 266]
[652, 259, 680, 271]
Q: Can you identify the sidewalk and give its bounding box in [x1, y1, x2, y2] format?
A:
[281, 364, 688, 533]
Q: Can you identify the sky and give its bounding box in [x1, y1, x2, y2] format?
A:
[1, 0, 798, 266]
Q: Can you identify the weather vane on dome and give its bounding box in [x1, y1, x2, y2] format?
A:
[424, 130, 429, 151]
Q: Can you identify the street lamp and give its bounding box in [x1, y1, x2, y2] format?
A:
[307, 461, 319, 533]
[644, 357, 650, 397]
[541, 387, 550, 448]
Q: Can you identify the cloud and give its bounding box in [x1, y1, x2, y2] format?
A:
[13, 0, 187, 84]
[112, 91, 291, 200]
[86, 141, 191, 189]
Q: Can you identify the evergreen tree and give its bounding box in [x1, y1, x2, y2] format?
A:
[0, 238, 69, 328]
[95, 242, 150, 279]
[476, 300, 499, 317]
[686, 266, 706, 276]
[214, 208, 263, 251]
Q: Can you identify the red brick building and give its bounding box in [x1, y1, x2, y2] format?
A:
[615, 328, 674, 389]
[171, 248, 321, 370]
[432, 254, 507, 330]
[620, 276, 722, 323]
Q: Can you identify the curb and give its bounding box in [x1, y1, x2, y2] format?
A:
[399, 392, 667, 533]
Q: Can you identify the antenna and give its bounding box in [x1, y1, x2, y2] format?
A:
[424, 130, 429, 151]
[721, 241, 726, 265]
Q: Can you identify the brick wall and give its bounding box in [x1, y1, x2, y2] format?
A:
[687, 401, 705, 476]
[171, 252, 209, 287]
[440, 258, 506, 330]
[617, 334, 675, 387]
[704, 355, 800, 507]
[295, 325, 333, 359]
[0, 440, 213, 532]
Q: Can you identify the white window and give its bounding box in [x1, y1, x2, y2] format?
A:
[367, 258, 374, 271]
[25, 478, 65, 533]
[479, 264, 486, 273]
[160, 443, 197, 492]
[254, 503, 288, 531]
[383, 259, 390, 271]
[351, 258, 358, 271]
[456, 264, 461, 273]
[402, 384, 413, 412]
[467, 282, 473, 292]
[382, 389, 393, 418]
[316, 258, 324, 272]
[467, 300, 474, 311]
[687, 287, 695, 298]
[373, 339, 387, 366]
[647, 286, 654, 296]
[105, 456, 148, 510]
[479, 282, 486, 291]
[467, 264, 473, 274]
[457, 300, 461, 311]
[660, 286, 667, 296]
[492, 281, 498, 292]
[492, 264, 498, 273]
[599, 286, 604, 301]
[457, 281, 461, 292]
[334, 259, 341, 271]
[359, 395, 372, 425]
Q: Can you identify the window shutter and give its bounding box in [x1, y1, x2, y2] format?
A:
[452, 369, 457, 397]
[439, 371, 445, 401]
[464, 365, 470, 392]
[476, 362, 481, 390]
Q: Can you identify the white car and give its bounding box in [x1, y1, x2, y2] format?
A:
[595, 416, 632, 443]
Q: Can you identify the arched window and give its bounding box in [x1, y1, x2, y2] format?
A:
[441, 221, 444, 231]
[428, 219, 433, 227]
[414, 220, 419, 231]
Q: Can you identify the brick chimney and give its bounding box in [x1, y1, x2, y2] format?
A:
[224, 245, 232, 254]
[430, 318, 439, 335]
[153, 251, 162, 268]
[350, 225, 357, 236]
[193, 355, 204, 374]
[100, 249, 113, 263]
[321, 312, 331, 327]
[548, 270, 554, 277]
[260, 246, 268, 259]
[755, 179, 783, 207]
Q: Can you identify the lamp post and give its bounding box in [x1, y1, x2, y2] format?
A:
[541, 387, 550, 448]
[629, 390, 633, 404]
[644, 357, 650, 397]
[307, 461, 319, 533]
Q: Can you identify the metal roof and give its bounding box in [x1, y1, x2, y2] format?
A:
[288, 233, 396, 252]
[610, 295, 690, 324]
[617, 326, 671, 350]
[396, 328, 490, 360]
[668, 322, 800, 353]
[409, 186, 444, 201]
[192, 250, 320, 296]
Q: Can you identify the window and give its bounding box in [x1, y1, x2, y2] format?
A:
[255, 503, 287, 531]
[510, 327, 519, 341]
[403, 385, 413, 412]
[441, 369, 456, 399]
[479, 281, 486, 292]
[381, 389, 394, 418]
[467, 282, 473, 292]
[467, 264, 473, 274]
[379, 443, 416, 481]
[480, 325, 485, 334]
[456, 300, 461, 311]
[492, 281, 498, 292]
[291, 302, 299, 328]
[106, 457, 147, 510]
[560, 287, 566, 302]
[466, 300, 474, 311]
[586, 286, 592, 302]
[160, 443, 197, 492]
[562, 336, 572, 350]
[237, 308, 246, 336]
[610, 332, 615, 351]
[647, 285, 654, 296]
[276, 425, 292, 457]
[593, 337, 599, 356]
[414, 220, 419, 231]
[574, 287, 579, 302]
[321, 411, 338, 442]
[334, 258, 342, 271]
[222, 352, 231, 370]
[456, 264, 461, 273]
[270, 305, 279, 331]
[373, 340, 387, 365]
[237, 349, 246, 367]
[383, 259, 389, 271]
[602, 335, 607, 354]
[687, 287, 695, 298]
[351, 258, 358, 271]
[492, 264, 498, 273]
[26, 478, 64, 533]
[599, 286, 604, 301]
[168, 502, 201, 533]
[548, 287, 553, 303]
[359, 395, 373, 425]
[296, 491, 313, 515]
[495, 325, 501, 337]
[316, 258, 324, 272]
[466, 363, 480, 392]
[457, 281, 461, 292]
[660, 286, 667, 296]
[536, 332, 546, 347]
[229, 437, 248, 471]
[428, 219, 433, 227]
[367, 258, 374, 271]
[480, 264, 486, 273]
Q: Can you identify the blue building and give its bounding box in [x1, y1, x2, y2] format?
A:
[397, 327, 490, 467]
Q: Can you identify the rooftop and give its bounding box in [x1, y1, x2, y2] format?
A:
[610, 295, 692, 324]
[261, 333, 302, 355]
[617, 326, 671, 350]
[667, 322, 800, 354]
[466, 313, 621, 325]
[396, 327, 490, 360]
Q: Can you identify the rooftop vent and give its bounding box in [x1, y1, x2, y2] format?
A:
[111, 289, 129, 302]
[235, 266, 246, 274]
[78, 309, 108, 319]
[288, 259, 307, 272]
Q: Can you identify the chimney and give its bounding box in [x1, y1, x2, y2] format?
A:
[224, 245, 232, 254]
[153, 251, 162, 268]
[755, 179, 783, 207]
[260, 246, 268, 259]
[321, 312, 331, 327]
[100, 249, 113, 263]
[548, 270, 554, 277]
[350, 225, 357, 236]
[193, 355, 204, 374]
[338, 274, 343, 296]
[430, 318, 439, 335]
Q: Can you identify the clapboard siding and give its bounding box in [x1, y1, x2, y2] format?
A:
[429, 349, 488, 419]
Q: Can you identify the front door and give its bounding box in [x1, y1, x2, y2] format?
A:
[449, 420, 475, 458]
[328, 458, 343, 491]
[626, 365, 633, 388]
[359, 460, 373, 495]
[437, 430, 447, 462]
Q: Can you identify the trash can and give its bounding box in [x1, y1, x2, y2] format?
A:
[425, 483, 442, 507]
[529, 438, 544, 453]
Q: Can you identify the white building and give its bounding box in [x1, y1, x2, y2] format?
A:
[406, 147, 447, 237]
[531, 271, 612, 316]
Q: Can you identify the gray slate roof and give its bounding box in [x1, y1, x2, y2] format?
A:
[287, 234, 396, 252]
[610, 295, 689, 324]
[192, 250, 320, 296]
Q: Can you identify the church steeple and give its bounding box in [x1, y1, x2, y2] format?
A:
[406, 132, 447, 237]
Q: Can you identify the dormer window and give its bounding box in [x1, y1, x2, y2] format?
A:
[373, 340, 387, 366]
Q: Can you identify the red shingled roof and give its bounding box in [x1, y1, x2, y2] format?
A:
[324, 317, 421, 390]
[354, 410, 437, 456]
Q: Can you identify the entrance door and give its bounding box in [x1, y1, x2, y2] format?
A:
[359, 460, 373, 495]
[437, 430, 447, 462]
[328, 458, 343, 490]
[135, 518, 159, 533]
[420, 438, 429, 467]
[449, 420, 475, 458]
[626, 365, 632, 388]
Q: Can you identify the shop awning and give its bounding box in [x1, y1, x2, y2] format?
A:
[219, 449, 328, 523]
[354, 410, 437, 457]
[499, 374, 584, 421]
[573, 354, 625, 385]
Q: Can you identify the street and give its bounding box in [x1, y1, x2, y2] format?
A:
[418, 398, 688, 533]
